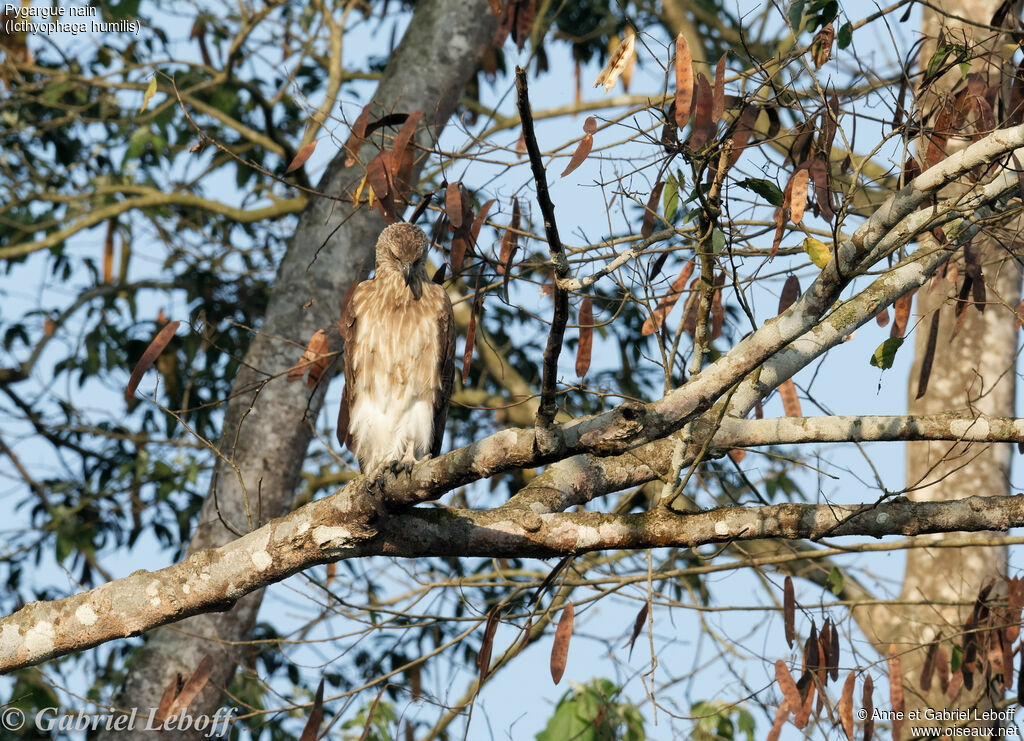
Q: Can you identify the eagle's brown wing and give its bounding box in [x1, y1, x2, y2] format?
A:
[336, 281, 363, 450]
[431, 288, 455, 457]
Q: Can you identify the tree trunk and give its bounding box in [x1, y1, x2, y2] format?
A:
[858, 1, 1022, 734]
[97, 2, 495, 737]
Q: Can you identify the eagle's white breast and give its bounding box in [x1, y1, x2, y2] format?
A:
[347, 273, 443, 471]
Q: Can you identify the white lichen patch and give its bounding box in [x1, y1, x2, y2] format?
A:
[714, 520, 730, 536]
[0, 623, 21, 656]
[950, 417, 981, 439]
[250, 550, 272, 571]
[572, 525, 601, 550]
[312, 525, 353, 546]
[295, 519, 310, 535]
[75, 604, 98, 626]
[876, 512, 890, 525]
[24, 620, 55, 655]
[145, 580, 160, 597]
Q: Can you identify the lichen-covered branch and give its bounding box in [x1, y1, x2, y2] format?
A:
[5, 490, 1024, 674]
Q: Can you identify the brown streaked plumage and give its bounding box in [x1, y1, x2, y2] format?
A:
[337, 222, 454, 482]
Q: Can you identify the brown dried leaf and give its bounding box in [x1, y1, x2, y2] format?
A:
[1014, 300, 1024, 331]
[765, 703, 788, 741]
[784, 576, 796, 648]
[727, 104, 758, 168]
[863, 674, 875, 741]
[830, 623, 840, 682]
[286, 140, 318, 173]
[935, 645, 950, 693]
[594, 28, 636, 93]
[779, 275, 801, 314]
[1018, 646, 1024, 705]
[550, 602, 574, 684]
[103, 218, 116, 284]
[1008, 577, 1024, 642]
[478, 605, 501, 681]
[888, 647, 905, 738]
[915, 310, 940, 399]
[470, 198, 496, 248]
[710, 283, 723, 340]
[713, 53, 727, 123]
[795, 671, 813, 728]
[288, 329, 329, 389]
[770, 207, 786, 261]
[297, 678, 325, 741]
[642, 181, 665, 238]
[163, 655, 214, 721]
[921, 642, 937, 695]
[811, 23, 835, 69]
[680, 280, 700, 336]
[727, 449, 745, 463]
[642, 259, 695, 336]
[808, 153, 833, 221]
[789, 169, 809, 224]
[154, 676, 180, 725]
[488, 0, 502, 14]
[838, 672, 855, 740]
[446, 181, 464, 229]
[778, 379, 801, 417]
[625, 603, 649, 657]
[688, 74, 714, 150]
[576, 297, 593, 378]
[648, 251, 669, 283]
[891, 291, 913, 339]
[674, 34, 694, 127]
[462, 307, 477, 385]
[344, 105, 372, 166]
[775, 660, 802, 721]
[561, 133, 593, 178]
[876, 307, 890, 327]
[449, 232, 470, 276]
[511, 0, 536, 51]
[498, 196, 521, 281]
[126, 321, 181, 401]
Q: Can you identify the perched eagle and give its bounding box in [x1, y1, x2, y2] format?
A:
[338, 222, 455, 483]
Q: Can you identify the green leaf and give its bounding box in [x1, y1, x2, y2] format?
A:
[959, 60, 971, 78]
[869, 337, 904, 370]
[802, 236, 831, 268]
[828, 566, 844, 595]
[736, 709, 756, 741]
[837, 21, 852, 49]
[664, 175, 680, 222]
[537, 692, 595, 741]
[738, 178, 784, 207]
[712, 229, 726, 254]
[926, 45, 952, 79]
[951, 643, 964, 671]
[789, 0, 806, 32]
[139, 74, 158, 114]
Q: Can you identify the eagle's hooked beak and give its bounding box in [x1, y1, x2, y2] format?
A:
[402, 263, 422, 300]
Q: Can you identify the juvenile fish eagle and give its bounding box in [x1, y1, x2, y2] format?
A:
[338, 222, 455, 483]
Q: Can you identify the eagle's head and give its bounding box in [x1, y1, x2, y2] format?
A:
[376, 222, 429, 299]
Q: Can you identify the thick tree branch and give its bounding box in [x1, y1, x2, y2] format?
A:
[5, 492, 1024, 674]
